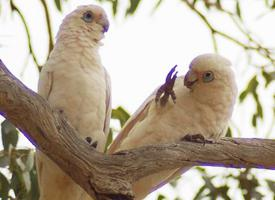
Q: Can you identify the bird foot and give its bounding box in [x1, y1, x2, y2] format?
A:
[181, 134, 213, 144]
[155, 65, 178, 106]
[85, 137, 98, 148]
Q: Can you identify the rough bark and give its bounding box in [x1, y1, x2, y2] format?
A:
[0, 59, 274, 200]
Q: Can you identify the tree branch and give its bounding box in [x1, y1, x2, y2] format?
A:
[39, 0, 54, 57]
[10, 0, 42, 70]
[0, 60, 274, 200]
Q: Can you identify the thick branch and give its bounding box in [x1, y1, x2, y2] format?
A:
[0, 60, 275, 199]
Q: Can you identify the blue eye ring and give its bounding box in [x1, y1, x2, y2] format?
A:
[82, 11, 93, 23]
[202, 71, 214, 82]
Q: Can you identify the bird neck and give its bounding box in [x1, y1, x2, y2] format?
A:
[48, 38, 103, 68]
[191, 85, 237, 124]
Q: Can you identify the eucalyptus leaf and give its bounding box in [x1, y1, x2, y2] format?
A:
[104, 129, 113, 152]
[266, 179, 275, 192]
[22, 171, 31, 192]
[193, 185, 207, 200]
[157, 194, 167, 200]
[111, 106, 130, 127]
[126, 0, 142, 15]
[112, 0, 118, 16]
[0, 172, 10, 200]
[262, 70, 275, 87]
[54, 0, 62, 11]
[1, 120, 18, 151]
[28, 167, 39, 200]
[0, 152, 9, 168]
[24, 150, 34, 172]
[236, 1, 242, 19]
[11, 172, 26, 199]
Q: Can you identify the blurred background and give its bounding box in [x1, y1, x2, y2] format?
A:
[0, 0, 275, 199]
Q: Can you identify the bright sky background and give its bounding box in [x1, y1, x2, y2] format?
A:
[0, 0, 275, 199]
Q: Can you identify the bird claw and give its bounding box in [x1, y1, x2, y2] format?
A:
[181, 134, 213, 145]
[85, 137, 98, 148]
[155, 65, 178, 106]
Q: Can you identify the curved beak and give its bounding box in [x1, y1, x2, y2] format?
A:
[102, 21, 109, 33]
[184, 70, 198, 89]
[99, 16, 109, 33]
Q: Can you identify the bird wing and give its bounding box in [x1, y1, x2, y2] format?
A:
[37, 67, 54, 100]
[36, 67, 54, 189]
[108, 88, 158, 153]
[103, 67, 112, 135]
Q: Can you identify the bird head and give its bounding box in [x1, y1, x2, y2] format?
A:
[184, 54, 237, 105]
[56, 5, 109, 45]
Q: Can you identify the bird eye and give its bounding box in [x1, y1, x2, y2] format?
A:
[82, 11, 93, 23]
[202, 71, 214, 82]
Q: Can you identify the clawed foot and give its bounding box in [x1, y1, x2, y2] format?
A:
[155, 65, 178, 106]
[181, 134, 213, 144]
[85, 137, 98, 148]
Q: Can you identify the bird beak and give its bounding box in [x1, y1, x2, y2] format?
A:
[184, 70, 198, 89]
[103, 22, 109, 33]
[99, 17, 109, 33]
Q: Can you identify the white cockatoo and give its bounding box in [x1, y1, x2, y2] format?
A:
[36, 5, 111, 200]
[108, 54, 237, 200]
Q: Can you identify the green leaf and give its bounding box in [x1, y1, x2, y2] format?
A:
[112, 0, 118, 16]
[126, 0, 142, 15]
[28, 167, 40, 200]
[251, 191, 264, 200]
[239, 90, 248, 102]
[111, 106, 130, 127]
[266, 179, 275, 192]
[192, 0, 198, 6]
[0, 150, 9, 167]
[239, 75, 263, 127]
[239, 75, 258, 102]
[216, 0, 222, 8]
[203, 0, 210, 9]
[11, 172, 27, 199]
[54, 0, 62, 11]
[225, 127, 232, 137]
[247, 76, 259, 92]
[237, 169, 262, 200]
[252, 114, 257, 127]
[202, 175, 215, 191]
[0, 172, 10, 200]
[169, 176, 181, 188]
[1, 120, 18, 151]
[22, 171, 31, 192]
[157, 194, 167, 200]
[251, 92, 263, 128]
[104, 129, 113, 152]
[216, 185, 230, 200]
[23, 150, 35, 172]
[9, 151, 34, 199]
[262, 70, 275, 87]
[236, 1, 242, 20]
[153, 0, 163, 11]
[193, 185, 207, 200]
[195, 166, 206, 173]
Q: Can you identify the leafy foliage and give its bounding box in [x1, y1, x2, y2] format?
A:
[0, 120, 39, 199]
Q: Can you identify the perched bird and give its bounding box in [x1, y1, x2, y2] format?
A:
[108, 54, 237, 200]
[36, 5, 111, 200]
